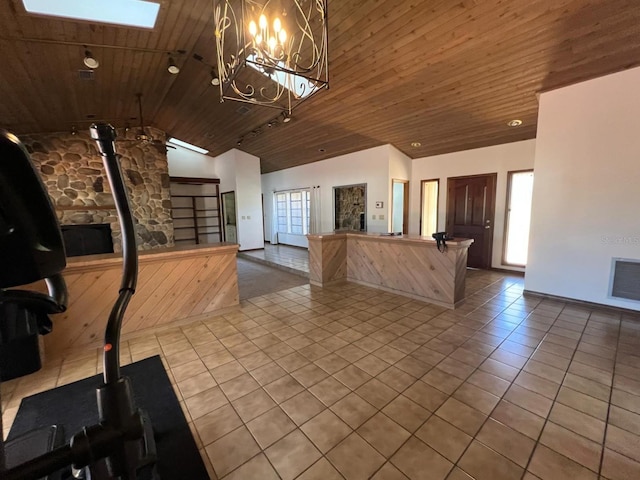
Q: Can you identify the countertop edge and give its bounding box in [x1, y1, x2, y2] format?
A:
[307, 232, 474, 247]
[65, 243, 239, 270]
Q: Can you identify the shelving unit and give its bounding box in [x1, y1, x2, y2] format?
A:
[170, 177, 222, 245]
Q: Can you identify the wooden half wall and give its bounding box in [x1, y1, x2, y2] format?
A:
[308, 232, 472, 308]
[32, 244, 239, 356]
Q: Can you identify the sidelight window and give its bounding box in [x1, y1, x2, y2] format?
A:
[504, 170, 534, 266]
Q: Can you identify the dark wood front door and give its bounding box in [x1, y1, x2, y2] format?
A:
[446, 174, 496, 269]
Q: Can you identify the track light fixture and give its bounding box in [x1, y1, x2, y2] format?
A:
[83, 49, 99, 69]
[167, 57, 180, 74]
[192, 53, 221, 88]
[234, 110, 292, 148]
[210, 69, 220, 86]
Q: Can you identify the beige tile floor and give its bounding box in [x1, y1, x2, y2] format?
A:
[2, 269, 640, 480]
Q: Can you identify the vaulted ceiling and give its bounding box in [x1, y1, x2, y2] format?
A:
[1, 0, 639, 173]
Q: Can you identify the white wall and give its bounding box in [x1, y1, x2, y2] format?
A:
[410, 140, 536, 271]
[214, 149, 264, 251]
[389, 145, 412, 232]
[262, 145, 392, 245]
[167, 144, 218, 178]
[525, 67, 640, 310]
[234, 150, 265, 250]
[214, 150, 237, 196]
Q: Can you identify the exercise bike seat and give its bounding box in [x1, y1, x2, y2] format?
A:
[0, 130, 66, 289]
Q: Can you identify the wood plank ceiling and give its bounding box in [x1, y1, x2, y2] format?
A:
[1, 0, 639, 173]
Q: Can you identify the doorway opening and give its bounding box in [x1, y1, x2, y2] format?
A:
[221, 191, 237, 243]
[503, 170, 534, 266]
[420, 179, 439, 236]
[391, 179, 409, 234]
[446, 173, 497, 269]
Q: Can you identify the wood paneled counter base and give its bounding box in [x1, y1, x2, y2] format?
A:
[307, 233, 473, 309]
[33, 244, 239, 356]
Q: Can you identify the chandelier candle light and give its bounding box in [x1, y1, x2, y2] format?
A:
[214, 0, 329, 113]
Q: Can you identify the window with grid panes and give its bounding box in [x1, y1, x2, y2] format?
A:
[275, 190, 310, 235]
[276, 193, 288, 233]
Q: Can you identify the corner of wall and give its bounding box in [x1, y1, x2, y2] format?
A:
[525, 66, 640, 310]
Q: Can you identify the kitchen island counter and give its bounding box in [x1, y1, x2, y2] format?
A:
[307, 232, 473, 308]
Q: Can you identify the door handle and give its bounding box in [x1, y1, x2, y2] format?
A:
[484, 226, 491, 229]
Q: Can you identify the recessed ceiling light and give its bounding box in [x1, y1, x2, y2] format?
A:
[508, 119, 523, 127]
[22, 0, 160, 29]
[411, 142, 421, 148]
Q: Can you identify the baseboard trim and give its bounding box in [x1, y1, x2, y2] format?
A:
[523, 289, 640, 315]
[489, 267, 525, 276]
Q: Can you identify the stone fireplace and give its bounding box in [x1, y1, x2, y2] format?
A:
[21, 127, 174, 252]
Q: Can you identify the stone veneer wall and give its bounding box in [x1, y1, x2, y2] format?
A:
[335, 184, 366, 231]
[21, 127, 174, 251]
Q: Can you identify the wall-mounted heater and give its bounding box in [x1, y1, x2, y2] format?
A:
[609, 258, 640, 302]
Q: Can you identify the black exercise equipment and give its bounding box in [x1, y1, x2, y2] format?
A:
[0, 125, 158, 479]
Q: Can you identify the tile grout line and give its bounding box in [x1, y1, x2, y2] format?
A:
[164, 270, 525, 479]
[185, 307, 288, 480]
[432, 288, 547, 479]
[197, 272, 524, 479]
[192, 289, 393, 479]
[364, 280, 533, 478]
[317, 285, 521, 479]
[202, 294, 410, 479]
[14, 271, 633, 480]
[596, 313, 623, 477]
[519, 307, 614, 478]
[83, 288, 640, 478]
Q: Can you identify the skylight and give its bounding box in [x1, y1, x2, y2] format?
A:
[167, 138, 209, 155]
[22, 0, 160, 29]
[246, 55, 313, 100]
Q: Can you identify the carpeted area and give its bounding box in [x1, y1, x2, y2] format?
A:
[237, 257, 308, 300]
[7, 355, 208, 479]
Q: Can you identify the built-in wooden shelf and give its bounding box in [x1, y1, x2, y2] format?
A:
[170, 177, 222, 245]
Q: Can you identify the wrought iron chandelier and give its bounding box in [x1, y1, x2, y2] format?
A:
[214, 0, 329, 113]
